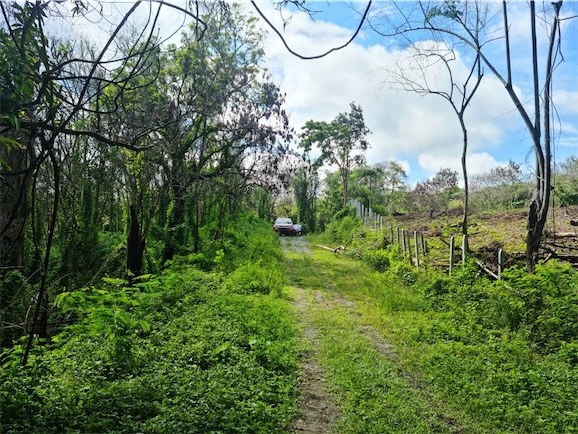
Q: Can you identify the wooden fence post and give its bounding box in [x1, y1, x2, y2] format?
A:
[414, 231, 420, 269]
[498, 249, 503, 280]
[406, 230, 412, 263]
[421, 232, 427, 256]
[449, 235, 455, 276]
[401, 230, 406, 258]
[462, 234, 468, 264]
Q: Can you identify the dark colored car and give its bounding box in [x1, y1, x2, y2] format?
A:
[273, 217, 295, 235]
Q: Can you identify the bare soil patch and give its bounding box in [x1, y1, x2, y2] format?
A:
[390, 206, 578, 270]
[282, 237, 338, 434]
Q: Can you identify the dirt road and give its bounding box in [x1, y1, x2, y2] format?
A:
[281, 236, 338, 433]
[281, 236, 465, 434]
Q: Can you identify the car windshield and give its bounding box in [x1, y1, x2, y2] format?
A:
[275, 218, 292, 224]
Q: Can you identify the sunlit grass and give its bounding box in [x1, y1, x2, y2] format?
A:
[285, 241, 578, 433]
[284, 247, 470, 433]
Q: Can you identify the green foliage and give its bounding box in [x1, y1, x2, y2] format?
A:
[201, 214, 284, 273]
[296, 238, 578, 432]
[555, 157, 578, 206]
[362, 249, 391, 272]
[292, 166, 319, 232]
[0, 217, 298, 433]
[224, 261, 284, 295]
[300, 102, 371, 207]
[324, 215, 362, 242]
[54, 278, 150, 372]
[420, 262, 578, 353]
[0, 271, 32, 344]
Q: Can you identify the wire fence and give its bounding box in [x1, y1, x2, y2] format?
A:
[348, 199, 505, 279]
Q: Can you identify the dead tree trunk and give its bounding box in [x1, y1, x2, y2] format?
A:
[524, 1, 561, 271]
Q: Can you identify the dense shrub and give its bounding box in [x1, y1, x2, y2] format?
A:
[0, 215, 298, 434]
[324, 215, 362, 242]
[362, 249, 391, 272]
[223, 261, 284, 295]
[420, 261, 578, 354]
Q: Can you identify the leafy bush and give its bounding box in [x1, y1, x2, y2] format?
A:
[54, 277, 151, 372]
[224, 261, 284, 295]
[420, 261, 578, 354]
[390, 261, 418, 286]
[0, 214, 298, 433]
[324, 215, 362, 242]
[0, 271, 32, 347]
[363, 249, 391, 272]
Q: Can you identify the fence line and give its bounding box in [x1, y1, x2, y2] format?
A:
[348, 199, 503, 279]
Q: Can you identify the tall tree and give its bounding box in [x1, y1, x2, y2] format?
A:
[157, 3, 291, 261]
[301, 102, 370, 208]
[378, 160, 409, 213]
[383, 34, 484, 235]
[0, 0, 210, 363]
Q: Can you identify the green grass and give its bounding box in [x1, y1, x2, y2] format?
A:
[284, 247, 465, 433]
[285, 244, 578, 433]
[1, 278, 300, 434]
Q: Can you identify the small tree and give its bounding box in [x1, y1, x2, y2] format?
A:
[383, 38, 483, 235]
[470, 160, 530, 211]
[410, 168, 459, 213]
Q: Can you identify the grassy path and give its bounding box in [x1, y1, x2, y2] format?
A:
[281, 237, 464, 434]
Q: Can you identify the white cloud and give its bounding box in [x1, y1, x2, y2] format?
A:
[259, 4, 521, 182]
[44, 1, 576, 186]
[554, 90, 578, 114]
[419, 151, 501, 176]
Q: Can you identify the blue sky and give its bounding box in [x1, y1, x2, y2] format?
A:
[257, 1, 578, 185]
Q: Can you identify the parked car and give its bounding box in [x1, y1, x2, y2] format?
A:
[273, 217, 295, 236]
[293, 224, 303, 236]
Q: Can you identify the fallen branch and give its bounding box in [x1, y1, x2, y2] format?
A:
[547, 232, 578, 239]
[315, 244, 345, 254]
[542, 241, 578, 251]
[474, 259, 499, 280]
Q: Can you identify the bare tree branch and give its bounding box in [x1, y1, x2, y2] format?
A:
[251, 0, 372, 59]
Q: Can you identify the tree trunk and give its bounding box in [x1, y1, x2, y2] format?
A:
[0, 140, 31, 268]
[524, 1, 560, 271]
[460, 119, 469, 237]
[127, 204, 145, 276]
[163, 193, 186, 263]
[342, 169, 349, 208]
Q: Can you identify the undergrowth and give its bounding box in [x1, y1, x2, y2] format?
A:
[0, 216, 298, 433]
[314, 222, 578, 433]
